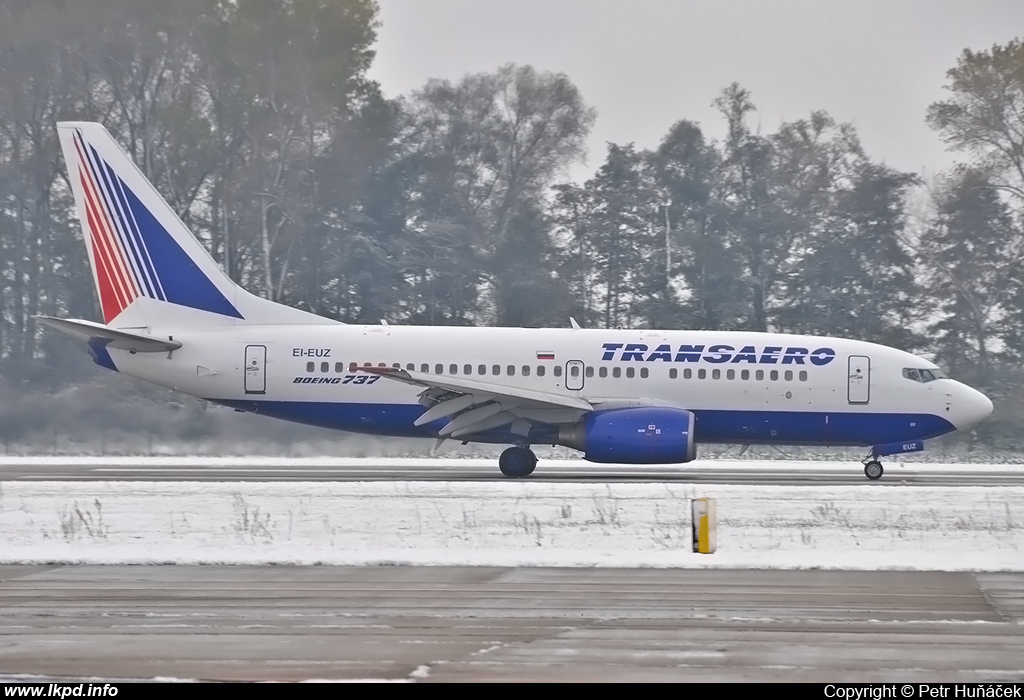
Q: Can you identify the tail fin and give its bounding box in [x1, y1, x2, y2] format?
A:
[56, 121, 330, 327]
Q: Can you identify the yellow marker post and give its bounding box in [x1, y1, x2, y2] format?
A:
[691, 498, 717, 554]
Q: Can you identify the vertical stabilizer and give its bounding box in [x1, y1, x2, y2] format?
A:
[56, 121, 332, 327]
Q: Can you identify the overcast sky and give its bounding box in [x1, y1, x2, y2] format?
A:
[368, 0, 1024, 184]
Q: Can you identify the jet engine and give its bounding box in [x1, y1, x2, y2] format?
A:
[556, 407, 696, 464]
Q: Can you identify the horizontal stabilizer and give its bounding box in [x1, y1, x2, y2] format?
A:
[35, 316, 182, 353]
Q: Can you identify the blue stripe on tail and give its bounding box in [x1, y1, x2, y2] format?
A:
[92, 146, 163, 300]
[111, 164, 243, 319]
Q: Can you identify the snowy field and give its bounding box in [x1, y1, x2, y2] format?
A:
[1, 461, 1022, 570]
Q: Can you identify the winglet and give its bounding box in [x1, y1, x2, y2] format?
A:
[570, 317, 582, 330]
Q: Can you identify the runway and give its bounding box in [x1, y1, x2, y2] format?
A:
[3, 458, 1024, 485]
[0, 566, 1022, 682]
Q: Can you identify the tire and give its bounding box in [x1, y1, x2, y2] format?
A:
[499, 447, 537, 477]
[864, 460, 883, 480]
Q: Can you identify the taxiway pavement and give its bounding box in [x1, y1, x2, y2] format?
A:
[1, 566, 1022, 682]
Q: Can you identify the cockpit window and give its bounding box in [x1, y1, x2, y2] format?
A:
[903, 367, 948, 383]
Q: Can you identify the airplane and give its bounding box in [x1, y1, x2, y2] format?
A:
[37, 121, 994, 481]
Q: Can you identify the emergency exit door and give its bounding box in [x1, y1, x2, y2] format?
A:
[565, 360, 585, 391]
[847, 355, 870, 404]
[245, 345, 267, 394]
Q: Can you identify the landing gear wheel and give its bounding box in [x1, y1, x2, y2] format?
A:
[864, 460, 883, 481]
[499, 447, 537, 477]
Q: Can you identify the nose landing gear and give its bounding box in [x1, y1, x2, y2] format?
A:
[861, 440, 925, 480]
[499, 446, 537, 477]
[863, 460, 884, 480]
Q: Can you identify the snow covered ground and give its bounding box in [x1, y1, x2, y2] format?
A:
[1, 471, 1021, 570]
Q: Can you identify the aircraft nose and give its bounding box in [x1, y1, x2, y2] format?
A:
[956, 384, 993, 428]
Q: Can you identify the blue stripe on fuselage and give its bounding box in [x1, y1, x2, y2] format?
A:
[210, 399, 957, 447]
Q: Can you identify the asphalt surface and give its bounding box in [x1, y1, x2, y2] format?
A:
[0, 566, 1022, 682]
[2, 460, 1023, 485]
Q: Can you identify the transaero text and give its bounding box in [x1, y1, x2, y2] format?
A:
[601, 343, 836, 365]
[823, 685, 1021, 699]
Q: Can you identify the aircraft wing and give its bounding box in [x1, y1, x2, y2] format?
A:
[363, 366, 593, 438]
[35, 316, 182, 353]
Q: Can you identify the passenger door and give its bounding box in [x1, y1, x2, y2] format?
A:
[847, 355, 870, 404]
[244, 345, 267, 395]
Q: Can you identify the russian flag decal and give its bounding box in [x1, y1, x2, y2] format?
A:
[536, 351, 555, 360]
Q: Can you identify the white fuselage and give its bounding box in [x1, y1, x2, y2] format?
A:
[104, 324, 990, 449]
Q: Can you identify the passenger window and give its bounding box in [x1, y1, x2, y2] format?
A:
[669, 368, 678, 379]
[435, 364, 443, 374]
[420, 363, 429, 373]
[726, 369, 735, 380]
[537, 366, 546, 377]
[770, 370, 779, 381]
[626, 367, 635, 378]
[492, 365, 500, 375]
[698, 369, 706, 379]
[585, 366, 594, 377]
[684, 368, 692, 379]
[640, 367, 649, 378]
[712, 369, 720, 380]
[478, 364, 486, 375]
[569, 365, 579, 377]
[464, 364, 472, 375]
[741, 369, 749, 380]
[407, 363, 415, 370]
[507, 365, 516, 376]
[450, 364, 458, 375]
[756, 370, 764, 381]
[554, 366, 563, 377]
[335, 362, 344, 373]
[523, 365, 531, 376]
[599, 367, 608, 378]
[306, 361, 315, 373]
[799, 370, 807, 382]
[350, 362, 358, 372]
[612, 367, 621, 378]
[393, 362, 400, 368]
[320, 361, 329, 373]
[785, 370, 793, 381]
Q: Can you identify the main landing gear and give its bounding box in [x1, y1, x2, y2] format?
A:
[863, 459, 884, 481]
[499, 446, 537, 478]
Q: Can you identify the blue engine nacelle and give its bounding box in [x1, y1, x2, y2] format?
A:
[556, 407, 697, 464]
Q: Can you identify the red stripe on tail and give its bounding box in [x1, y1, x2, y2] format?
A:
[79, 169, 129, 322]
[73, 135, 138, 302]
